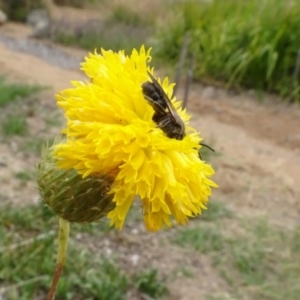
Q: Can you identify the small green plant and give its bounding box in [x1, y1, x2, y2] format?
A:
[15, 170, 36, 181]
[206, 296, 227, 300]
[174, 226, 225, 253]
[229, 237, 268, 285]
[213, 218, 300, 300]
[22, 138, 52, 155]
[45, 113, 63, 128]
[291, 226, 300, 253]
[108, 5, 152, 27]
[155, 0, 300, 101]
[201, 201, 233, 222]
[64, 259, 128, 300]
[2, 115, 28, 136]
[0, 78, 42, 107]
[55, 0, 102, 7]
[172, 265, 194, 278]
[173, 216, 300, 300]
[134, 268, 168, 299]
[54, 27, 150, 54]
[0, 204, 127, 300]
[53, 4, 152, 53]
[0, 203, 56, 232]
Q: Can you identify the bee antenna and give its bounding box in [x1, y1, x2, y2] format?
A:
[200, 143, 215, 152]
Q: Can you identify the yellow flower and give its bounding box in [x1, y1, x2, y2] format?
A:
[54, 46, 217, 231]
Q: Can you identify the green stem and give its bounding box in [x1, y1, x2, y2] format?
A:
[47, 218, 70, 300]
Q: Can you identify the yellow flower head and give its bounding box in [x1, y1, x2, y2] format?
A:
[54, 46, 217, 231]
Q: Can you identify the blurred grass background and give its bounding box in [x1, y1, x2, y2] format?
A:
[0, 0, 300, 299]
[0, 79, 169, 299]
[155, 0, 300, 100]
[2, 0, 300, 100]
[1, 190, 300, 299]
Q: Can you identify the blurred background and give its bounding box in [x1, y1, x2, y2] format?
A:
[0, 0, 299, 299]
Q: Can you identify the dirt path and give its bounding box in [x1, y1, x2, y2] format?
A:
[176, 82, 300, 230]
[0, 40, 84, 91]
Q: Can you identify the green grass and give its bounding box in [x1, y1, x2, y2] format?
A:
[14, 170, 36, 181]
[0, 204, 170, 299]
[172, 265, 195, 278]
[54, 3, 153, 53]
[0, 204, 128, 300]
[22, 138, 53, 155]
[155, 0, 300, 101]
[44, 113, 64, 128]
[133, 268, 168, 299]
[0, 78, 42, 107]
[174, 226, 225, 253]
[174, 216, 300, 300]
[206, 297, 228, 300]
[55, 29, 149, 54]
[174, 201, 232, 252]
[3, 0, 101, 22]
[53, 3, 154, 53]
[200, 201, 233, 222]
[1, 115, 28, 136]
[107, 4, 152, 27]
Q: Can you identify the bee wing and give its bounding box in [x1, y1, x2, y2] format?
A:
[147, 71, 179, 123]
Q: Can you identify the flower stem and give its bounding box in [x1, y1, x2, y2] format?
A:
[47, 218, 70, 300]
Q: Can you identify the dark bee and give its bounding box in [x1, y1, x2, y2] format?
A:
[142, 71, 185, 140]
[142, 71, 215, 159]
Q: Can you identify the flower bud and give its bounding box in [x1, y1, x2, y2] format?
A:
[37, 140, 115, 223]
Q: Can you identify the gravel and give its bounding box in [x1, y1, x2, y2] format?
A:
[0, 35, 82, 70]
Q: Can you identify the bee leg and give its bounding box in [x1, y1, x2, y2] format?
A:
[143, 95, 167, 115]
[197, 143, 215, 161]
[157, 116, 172, 128]
[193, 146, 203, 160]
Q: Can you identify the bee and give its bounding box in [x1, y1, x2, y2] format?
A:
[142, 71, 185, 140]
[142, 71, 215, 158]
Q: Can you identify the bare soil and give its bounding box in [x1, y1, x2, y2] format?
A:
[0, 22, 299, 300]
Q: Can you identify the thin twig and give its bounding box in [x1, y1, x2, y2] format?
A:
[173, 32, 190, 97]
[0, 275, 48, 294]
[293, 48, 300, 89]
[0, 230, 55, 253]
[182, 53, 195, 109]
